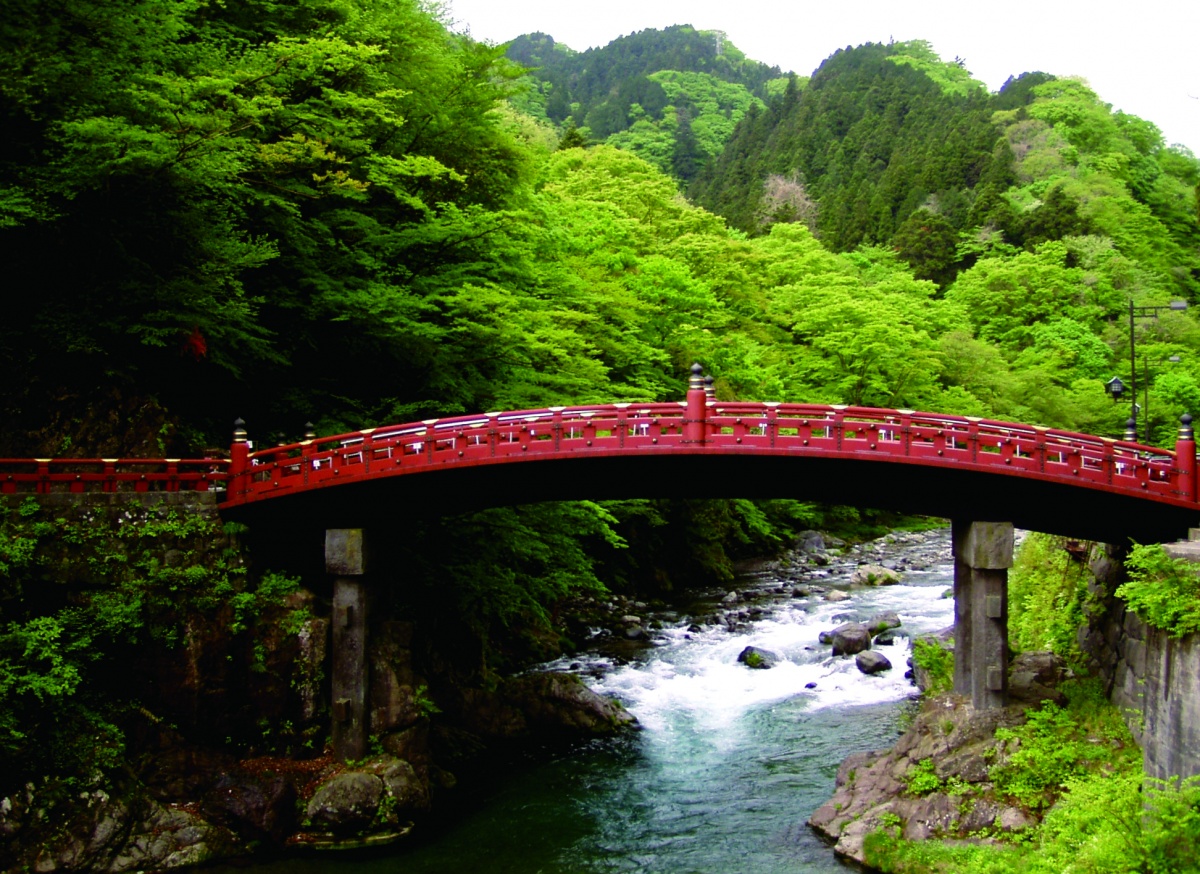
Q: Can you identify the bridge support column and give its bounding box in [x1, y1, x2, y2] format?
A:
[327, 529, 369, 762]
[952, 520, 1014, 710]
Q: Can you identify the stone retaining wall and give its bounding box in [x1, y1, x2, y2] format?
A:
[1080, 545, 1200, 782]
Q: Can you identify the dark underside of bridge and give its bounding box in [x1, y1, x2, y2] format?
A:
[222, 452, 1200, 551]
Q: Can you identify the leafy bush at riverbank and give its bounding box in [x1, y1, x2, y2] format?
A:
[0, 498, 308, 788]
[866, 774, 1200, 873]
[1006, 533, 1088, 661]
[863, 681, 1200, 874]
[1117, 543, 1200, 637]
[910, 638, 953, 695]
[990, 681, 1133, 811]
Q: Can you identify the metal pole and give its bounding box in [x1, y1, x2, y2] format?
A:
[1144, 356, 1151, 445]
[1129, 300, 1138, 442]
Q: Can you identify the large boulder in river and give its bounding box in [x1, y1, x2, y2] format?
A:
[24, 782, 240, 874]
[204, 769, 297, 841]
[381, 760, 432, 816]
[305, 771, 382, 834]
[866, 611, 902, 636]
[737, 646, 779, 669]
[794, 530, 826, 553]
[851, 565, 901, 586]
[830, 623, 872, 656]
[856, 651, 893, 675]
[503, 672, 638, 736]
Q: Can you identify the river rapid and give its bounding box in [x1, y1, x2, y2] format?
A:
[233, 528, 955, 874]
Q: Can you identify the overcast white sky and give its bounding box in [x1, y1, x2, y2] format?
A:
[445, 0, 1200, 155]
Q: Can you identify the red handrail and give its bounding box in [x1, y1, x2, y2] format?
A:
[216, 402, 1198, 510]
[0, 458, 229, 494]
[2, 400, 1193, 510]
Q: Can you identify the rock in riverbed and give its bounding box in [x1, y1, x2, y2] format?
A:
[829, 623, 872, 656]
[855, 651, 892, 674]
[850, 564, 901, 586]
[737, 646, 779, 669]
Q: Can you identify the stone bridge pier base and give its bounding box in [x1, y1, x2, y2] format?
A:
[327, 528, 369, 762]
[952, 520, 1014, 710]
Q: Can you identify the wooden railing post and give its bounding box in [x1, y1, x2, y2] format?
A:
[683, 363, 707, 445]
[229, 419, 250, 502]
[550, 407, 564, 450]
[1175, 414, 1197, 501]
[615, 404, 629, 448]
[898, 411, 913, 456]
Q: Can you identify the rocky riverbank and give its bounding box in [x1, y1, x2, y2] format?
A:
[809, 651, 1076, 866]
[564, 527, 952, 658]
[0, 516, 955, 874]
[0, 495, 640, 874]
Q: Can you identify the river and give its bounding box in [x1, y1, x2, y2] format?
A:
[229, 528, 955, 874]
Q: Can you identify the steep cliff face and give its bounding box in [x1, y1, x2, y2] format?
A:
[0, 494, 635, 872]
[1078, 544, 1200, 782]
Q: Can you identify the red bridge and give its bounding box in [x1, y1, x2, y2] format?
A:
[5, 368, 1199, 544]
[8, 366, 1200, 741]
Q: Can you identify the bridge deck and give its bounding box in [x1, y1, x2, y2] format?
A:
[5, 396, 1198, 544]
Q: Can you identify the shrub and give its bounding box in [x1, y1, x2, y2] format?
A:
[911, 637, 953, 695]
[1118, 543, 1200, 637]
[1007, 532, 1087, 659]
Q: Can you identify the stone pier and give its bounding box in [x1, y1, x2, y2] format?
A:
[952, 520, 1014, 710]
[327, 528, 369, 761]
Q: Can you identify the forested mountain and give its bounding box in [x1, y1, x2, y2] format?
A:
[8, 5, 1200, 857]
[694, 40, 1200, 296]
[506, 26, 787, 182]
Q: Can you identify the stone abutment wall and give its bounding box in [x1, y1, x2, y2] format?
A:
[1080, 545, 1200, 782]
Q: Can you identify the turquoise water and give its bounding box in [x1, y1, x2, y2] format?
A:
[223, 536, 954, 874]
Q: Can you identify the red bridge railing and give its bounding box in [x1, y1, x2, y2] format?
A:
[219, 385, 1199, 511]
[0, 458, 229, 494]
[2, 372, 1196, 510]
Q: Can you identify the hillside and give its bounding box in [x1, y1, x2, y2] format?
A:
[693, 41, 1200, 295]
[506, 26, 789, 182]
[5, 6, 1200, 869]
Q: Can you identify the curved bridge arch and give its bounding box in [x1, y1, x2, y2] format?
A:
[220, 393, 1200, 544]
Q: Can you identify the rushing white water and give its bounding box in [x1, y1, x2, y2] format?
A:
[528, 530, 959, 873]
[220, 530, 956, 874]
[594, 576, 954, 730]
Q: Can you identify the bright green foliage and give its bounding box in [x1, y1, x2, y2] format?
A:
[911, 638, 954, 695]
[866, 774, 1200, 874]
[0, 501, 303, 782]
[991, 681, 1136, 811]
[905, 758, 943, 795]
[945, 242, 1112, 353]
[767, 230, 964, 408]
[693, 37, 1200, 438]
[509, 28, 775, 183]
[1007, 533, 1088, 659]
[864, 682, 1173, 874]
[887, 41, 987, 98]
[608, 71, 764, 176]
[1118, 544, 1200, 637]
[0, 0, 541, 445]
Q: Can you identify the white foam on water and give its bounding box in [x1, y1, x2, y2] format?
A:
[588, 563, 956, 751]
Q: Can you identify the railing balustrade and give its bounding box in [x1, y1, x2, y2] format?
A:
[2, 400, 1193, 510]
